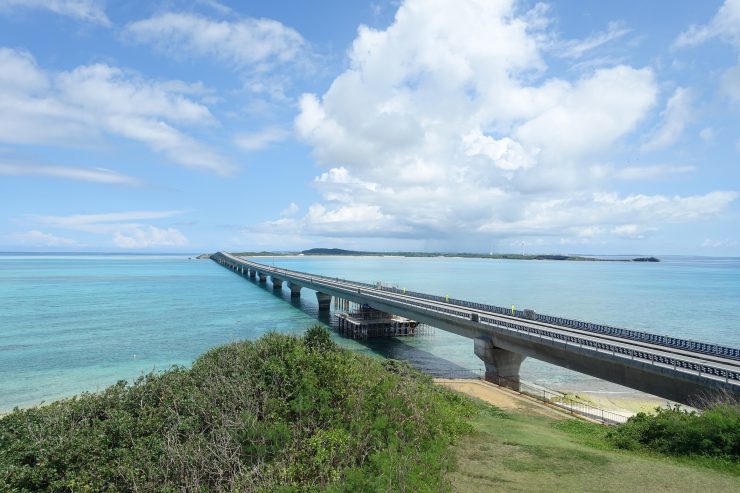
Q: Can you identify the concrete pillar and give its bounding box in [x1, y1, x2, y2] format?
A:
[258, 272, 267, 283]
[316, 292, 332, 311]
[474, 337, 526, 391]
[288, 282, 302, 298]
[248, 269, 256, 279]
[272, 277, 283, 289]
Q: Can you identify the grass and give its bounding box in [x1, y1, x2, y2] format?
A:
[452, 403, 740, 492]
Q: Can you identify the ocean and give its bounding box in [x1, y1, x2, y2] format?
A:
[2, 253, 739, 411]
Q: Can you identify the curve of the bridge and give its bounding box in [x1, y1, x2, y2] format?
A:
[211, 251, 740, 405]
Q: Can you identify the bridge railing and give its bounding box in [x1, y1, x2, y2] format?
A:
[375, 285, 740, 361]
[342, 283, 740, 383]
[215, 254, 740, 374]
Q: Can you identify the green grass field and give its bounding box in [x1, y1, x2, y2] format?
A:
[452, 407, 739, 492]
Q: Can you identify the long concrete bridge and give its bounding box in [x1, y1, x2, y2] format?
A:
[211, 251, 740, 405]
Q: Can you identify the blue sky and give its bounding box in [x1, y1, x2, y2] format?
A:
[0, 0, 738, 255]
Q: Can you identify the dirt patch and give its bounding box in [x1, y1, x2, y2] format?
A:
[435, 379, 568, 419]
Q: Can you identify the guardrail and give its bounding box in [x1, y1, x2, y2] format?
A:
[226, 254, 740, 361]
[376, 285, 740, 361]
[213, 253, 740, 384]
[359, 286, 740, 383]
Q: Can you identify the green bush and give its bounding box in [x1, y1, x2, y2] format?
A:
[607, 404, 740, 459]
[0, 326, 478, 492]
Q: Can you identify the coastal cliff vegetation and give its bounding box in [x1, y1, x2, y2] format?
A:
[0, 326, 477, 492]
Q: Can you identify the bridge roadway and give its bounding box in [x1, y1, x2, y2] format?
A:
[211, 252, 740, 405]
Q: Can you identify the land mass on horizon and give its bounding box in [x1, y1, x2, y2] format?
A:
[216, 248, 659, 262]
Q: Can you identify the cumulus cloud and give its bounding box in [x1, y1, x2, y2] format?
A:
[0, 162, 142, 186]
[268, 0, 737, 247]
[0, 47, 233, 175]
[0, 0, 110, 26]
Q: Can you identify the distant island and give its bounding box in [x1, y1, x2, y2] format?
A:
[222, 248, 659, 262]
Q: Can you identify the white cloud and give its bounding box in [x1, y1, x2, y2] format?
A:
[674, 0, 740, 49]
[113, 226, 187, 248]
[641, 87, 693, 151]
[462, 128, 537, 171]
[675, 1, 740, 104]
[8, 229, 77, 247]
[720, 61, 740, 102]
[34, 210, 184, 232]
[611, 164, 695, 181]
[234, 126, 289, 151]
[556, 21, 630, 59]
[0, 162, 141, 186]
[124, 13, 305, 71]
[275, 0, 733, 246]
[280, 202, 299, 217]
[0, 0, 110, 26]
[610, 224, 657, 240]
[0, 48, 233, 175]
[701, 238, 738, 248]
[24, 210, 189, 249]
[475, 191, 738, 236]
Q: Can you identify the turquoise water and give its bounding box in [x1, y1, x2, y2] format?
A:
[2, 254, 739, 411]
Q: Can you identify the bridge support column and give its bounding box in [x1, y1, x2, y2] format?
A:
[258, 272, 267, 283]
[316, 292, 332, 311]
[474, 337, 526, 391]
[272, 277, 283, 289]
[288, 282, 302, 298]
[248, 269, 256, 279]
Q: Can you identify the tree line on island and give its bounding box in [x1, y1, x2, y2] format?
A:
[213, 248, 659, 262]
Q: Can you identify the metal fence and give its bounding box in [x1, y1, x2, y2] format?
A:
[427, 368, 630, 425]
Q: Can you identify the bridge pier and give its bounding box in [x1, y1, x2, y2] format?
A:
[248, 269, 256, 279]
[316, 292, 332, 311]
[272, 277, 283, 289]
[288, 282, 302, 298]
[475, 337, 526, 391]
[258, 272, 267, 283]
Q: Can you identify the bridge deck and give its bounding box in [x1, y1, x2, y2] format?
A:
[211, 252, 740, 401]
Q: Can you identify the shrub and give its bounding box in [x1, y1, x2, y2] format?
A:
[607, 404, 740, 459]
[0, 327, 478, 492]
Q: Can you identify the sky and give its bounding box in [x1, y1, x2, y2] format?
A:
[0, 0, 738, 255]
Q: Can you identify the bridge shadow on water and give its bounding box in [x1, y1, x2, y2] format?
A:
[242, 271, 480, 378]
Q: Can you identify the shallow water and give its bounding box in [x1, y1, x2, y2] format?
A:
[1, 253, 738, 411]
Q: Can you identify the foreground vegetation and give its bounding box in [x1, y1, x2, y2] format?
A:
[1, 324, 736, 492]
[454, 403, 740, 492]
[0, 326, 477, 492]
[608, 403, 740, 459]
